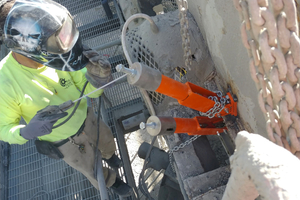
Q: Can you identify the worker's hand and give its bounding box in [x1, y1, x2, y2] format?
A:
[83, 46, 113, 88]
[20, 105, 68, 140]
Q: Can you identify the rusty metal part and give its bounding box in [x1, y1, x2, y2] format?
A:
[233, 0, 300, 156]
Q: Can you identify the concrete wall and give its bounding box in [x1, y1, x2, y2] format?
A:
[187, 0, 267, 137]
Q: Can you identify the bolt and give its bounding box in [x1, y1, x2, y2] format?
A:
[217, 113, 221, 118]
[225, 108, 229, 113]
[116, 64, 137, 76]
[139, 122, 157, 130]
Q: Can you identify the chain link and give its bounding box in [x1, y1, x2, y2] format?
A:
[168, 91, 225, 171]
[233, 0, 300, 158]
[169, 135, 201, 172]
[200, 91, 226, 118]
[167, 1, 228, 173]
[177, 0, 192, 70]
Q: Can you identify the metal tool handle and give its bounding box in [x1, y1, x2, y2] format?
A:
[58, 100, 75, 112]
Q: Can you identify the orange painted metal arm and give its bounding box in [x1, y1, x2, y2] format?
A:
[156, 75, 237, 116]
[156, 75, 189, 101]
[174, 117, 227, 135]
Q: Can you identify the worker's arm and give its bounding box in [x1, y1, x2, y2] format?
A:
[68, 68, 104, 98]
[0, 84, 27, 144]
[83, 48, 113, 89]
[0, 85, 68, 144]
[69, 48, 113, 98]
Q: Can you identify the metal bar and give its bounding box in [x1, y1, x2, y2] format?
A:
[73, 74, 127, 103]
[113, 0, 125, 26]
[96, 151, 110, 200]
[114, 112, 139, 200]
[94, 39, 122, 51]
[147, 170, 163, 189]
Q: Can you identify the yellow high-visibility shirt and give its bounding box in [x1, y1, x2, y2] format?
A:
[0, 52, 103, 144]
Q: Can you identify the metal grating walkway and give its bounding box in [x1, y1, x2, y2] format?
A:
[8, 140, 108, 200]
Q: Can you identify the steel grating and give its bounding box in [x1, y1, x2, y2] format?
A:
[58, 0, 121, 44]
[8, 141, 108, 200]
[55, 0, 103, 15]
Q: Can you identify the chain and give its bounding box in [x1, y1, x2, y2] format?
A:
[177, 0, 192, 70]
[233, 0, 300, 157]
[169, 135, 201, 172]
[168, 91, 225, 171]
[200, 91, 226, 118]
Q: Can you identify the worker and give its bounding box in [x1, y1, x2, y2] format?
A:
[0, 0, 132, 197]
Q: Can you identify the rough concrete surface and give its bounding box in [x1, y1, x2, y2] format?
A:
[184, 166, 230, 199]
[187, 0, 267, 138]
[193, 185, 226, 200]
[223, 131, 300, 200]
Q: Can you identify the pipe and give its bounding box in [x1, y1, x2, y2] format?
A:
[120, 13, 158, 116]
[94, 39, 121, 51]
[138, 142, 169, 171]
[96, 151, 110, 200]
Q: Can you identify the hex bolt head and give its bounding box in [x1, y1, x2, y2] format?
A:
[116, 64, 137, 76]
[140, 122, 146, 130]
[139, 122, 157, 130]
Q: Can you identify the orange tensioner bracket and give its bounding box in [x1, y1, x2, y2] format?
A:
[141, 116, 227, 136]
[156, 75, 237, 117]
[119, 62, 237, 118]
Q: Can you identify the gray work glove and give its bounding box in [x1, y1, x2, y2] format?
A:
[83, 47, 113, 88]
[20, 105, 68, 140]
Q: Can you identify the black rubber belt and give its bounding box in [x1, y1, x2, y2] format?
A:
[54, 121, 85, 147]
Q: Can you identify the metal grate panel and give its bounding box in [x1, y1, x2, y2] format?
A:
[126, 31, 165, 105]
[55, 0, 102, 15]
[8, 141, 109, 200]
[61, 0, 121, 43]
[102, 53, 142, 108]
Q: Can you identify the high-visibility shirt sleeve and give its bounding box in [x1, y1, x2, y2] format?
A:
[0, 52, 91, 144]
[0, 83, 28, 144]
[68, 68, 103, 98]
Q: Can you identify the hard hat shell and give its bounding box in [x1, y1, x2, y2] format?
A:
[4, 0, 88, 71]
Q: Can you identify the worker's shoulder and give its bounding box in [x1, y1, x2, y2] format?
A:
[0, 53, 18, 88]
[0, 52, 14, 72]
